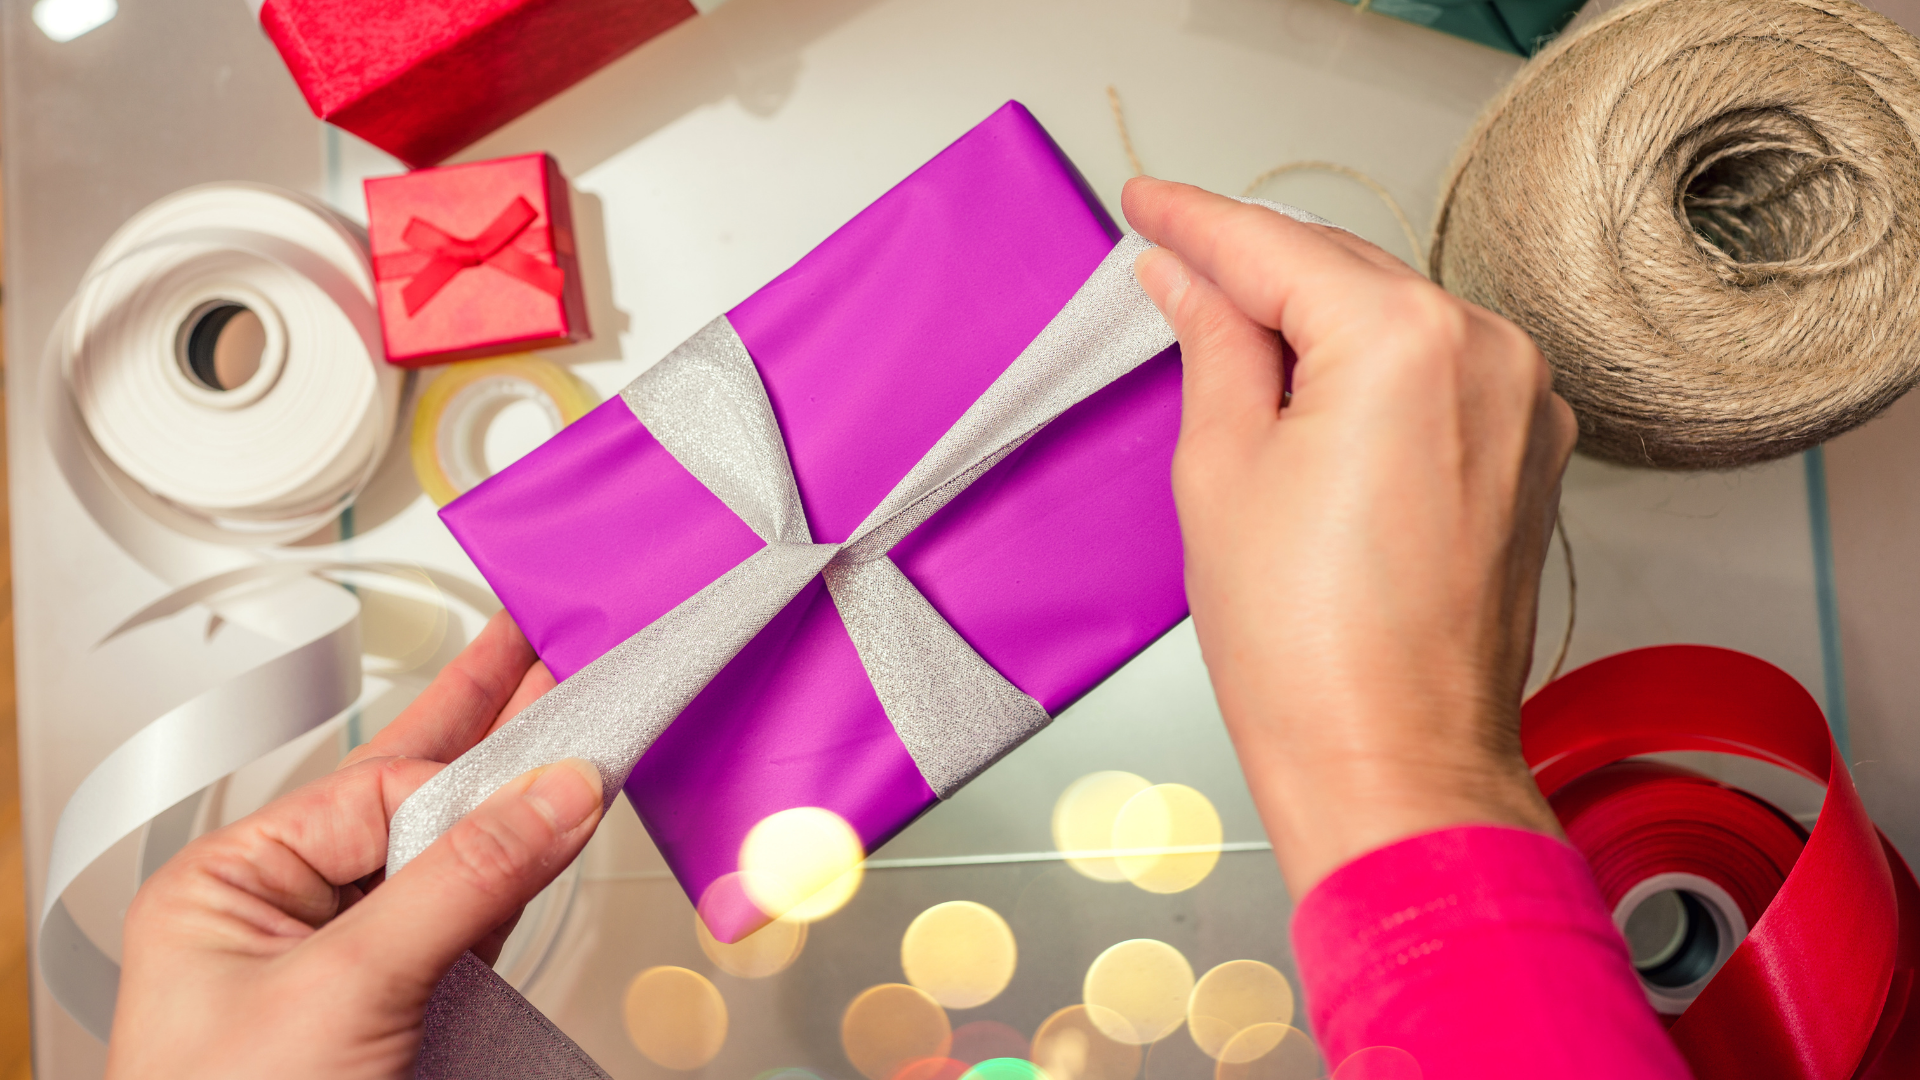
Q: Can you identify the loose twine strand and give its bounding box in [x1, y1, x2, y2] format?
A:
[1535, 516, 1578, 693]
[1104, 85, 1579, 689]
[1432, 0, 1920, 470]
[1242, 161, 1426, 276]
[1105, 86, 1146, 179]
[1106, 86, 1427, 274]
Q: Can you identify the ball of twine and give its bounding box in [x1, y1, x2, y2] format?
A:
[1432, 0, 1920, 469]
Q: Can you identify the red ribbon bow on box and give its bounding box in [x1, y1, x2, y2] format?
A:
[373, 196, 567, 316]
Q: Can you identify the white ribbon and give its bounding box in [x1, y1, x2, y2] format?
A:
[34, 183, 419, 1039]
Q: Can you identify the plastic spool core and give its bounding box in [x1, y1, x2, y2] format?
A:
[436, 376, 566, 495]
[1626, 890, 1720, 987]
[180, 302, 264, 391]
[1613, 872, 1747, 1013]
[169, 291, 288, 411]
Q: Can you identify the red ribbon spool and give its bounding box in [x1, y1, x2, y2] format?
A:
[1522, 645, 1920, 1078]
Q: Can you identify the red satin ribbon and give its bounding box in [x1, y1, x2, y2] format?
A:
[372, 196, 567, 316]
[1522, 645, 1920, 1079]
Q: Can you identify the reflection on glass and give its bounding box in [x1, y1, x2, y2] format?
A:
[1330, 1046, 1421, 1080]
[622, 966, 728, 1069]
[1053, 771, 1153, 882]
[902, 901, 1019, 1008]
[740, 806, 866, 922]
[1214, 1025, 1325, 1080]
[841, 983, 953, 1080]
[695, 907, 806, 978]
[355, 567, 451, 675]
[1188, 960, 1296, 1061]
[1145, 1019, 1218, 1080]
[1032, 1004, 1144, 1080]
[1114, 784, 1223, 894]
[31, 0, 116, 42]
[1082, 938, 1197, 1045]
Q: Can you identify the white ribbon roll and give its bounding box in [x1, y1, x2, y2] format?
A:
[61, 182, 401, 544]
[36, 183, 425, 1041]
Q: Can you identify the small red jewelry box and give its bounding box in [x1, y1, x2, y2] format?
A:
[258, 0, 697, 168]
[364, 153, 591, 367]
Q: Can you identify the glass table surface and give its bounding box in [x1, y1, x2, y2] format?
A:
[7, 0, 1905, 1076]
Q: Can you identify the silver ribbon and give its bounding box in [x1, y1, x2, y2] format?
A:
[387, 229, 1182, 871]
[390, 228, 1176, 1077]
[389, 201, 1332, 870]
[395, 207, 1337, 1080]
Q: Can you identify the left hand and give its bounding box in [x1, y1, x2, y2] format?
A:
[107, 611, 604, 1080]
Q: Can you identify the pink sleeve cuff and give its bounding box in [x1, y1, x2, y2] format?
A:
[1291, 825, 1692, 1080]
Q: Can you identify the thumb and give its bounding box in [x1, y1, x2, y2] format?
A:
[1135, 245, 1285, 448]
[318, 758, 604, 1002]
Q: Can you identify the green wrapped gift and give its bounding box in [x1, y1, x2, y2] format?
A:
[1341, 0, 1587, 56]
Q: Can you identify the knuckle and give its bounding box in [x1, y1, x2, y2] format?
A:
[1387, 282, 1472, 348]
[445, 814, 539, 897]
[1364, 284, 1476, 385]
[1176, 293, 1233, 343]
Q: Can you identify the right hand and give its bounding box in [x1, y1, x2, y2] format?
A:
[1124, 177, 1578, 896]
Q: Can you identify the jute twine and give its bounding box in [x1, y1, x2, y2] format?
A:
[1433, 0, 1920, 469]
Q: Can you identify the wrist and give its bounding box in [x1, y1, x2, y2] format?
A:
[1222, 710, 1560, 898]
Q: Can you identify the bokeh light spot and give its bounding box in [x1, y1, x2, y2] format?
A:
[1114, 784, 1223, 894]
[1332, 1046, 1421, 1080]
[902, 901, 1018, 1008]
[951, 1019, 1030, 1064]
[622, 966, 727, 1070]
[1083, 938, 1197, 1045]
[695, 906, 807, 978]
[892, 1058, 970, 1080]
[842, 983, 953, 1080]
[740, 806, 865, 922]
[1033, 1004, 1143, 1080]
[1215, 1025, 1324, 1080]
[1053, 771, 1153, 882]
[959, 1059, 1051, 1080]
[1188, 961, 1296, 1061]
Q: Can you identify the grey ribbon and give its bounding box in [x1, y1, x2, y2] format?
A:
[386, 229, 1181, 871]
[389, 201, 1334, 866]
[392, 201, 1333, 1079]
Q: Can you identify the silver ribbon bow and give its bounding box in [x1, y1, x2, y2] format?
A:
[386, 230, 1182, 870]
[395, 202, 1330, 1080]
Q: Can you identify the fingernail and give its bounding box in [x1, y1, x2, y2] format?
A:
[1134, 247, 1189, 313]
[524, 758, 603, 831]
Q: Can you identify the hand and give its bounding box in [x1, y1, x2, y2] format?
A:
[1124, 178, 1576, 897]
[107, 611, 604, 1080]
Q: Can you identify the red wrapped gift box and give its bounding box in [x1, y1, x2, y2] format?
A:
[258, 0, 698, 167]
[365, 152, 591, 366]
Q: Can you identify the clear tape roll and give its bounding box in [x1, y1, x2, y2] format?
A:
[62, 182, 402, 543]
[411, 356, 597, 506]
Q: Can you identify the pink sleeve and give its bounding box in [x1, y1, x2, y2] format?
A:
[1290, 825, 1693, 1080]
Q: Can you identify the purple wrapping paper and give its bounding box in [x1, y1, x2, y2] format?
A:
[441, 102, 1187, 940]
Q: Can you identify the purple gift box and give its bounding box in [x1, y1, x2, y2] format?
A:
[441, 101, 1187, 940]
